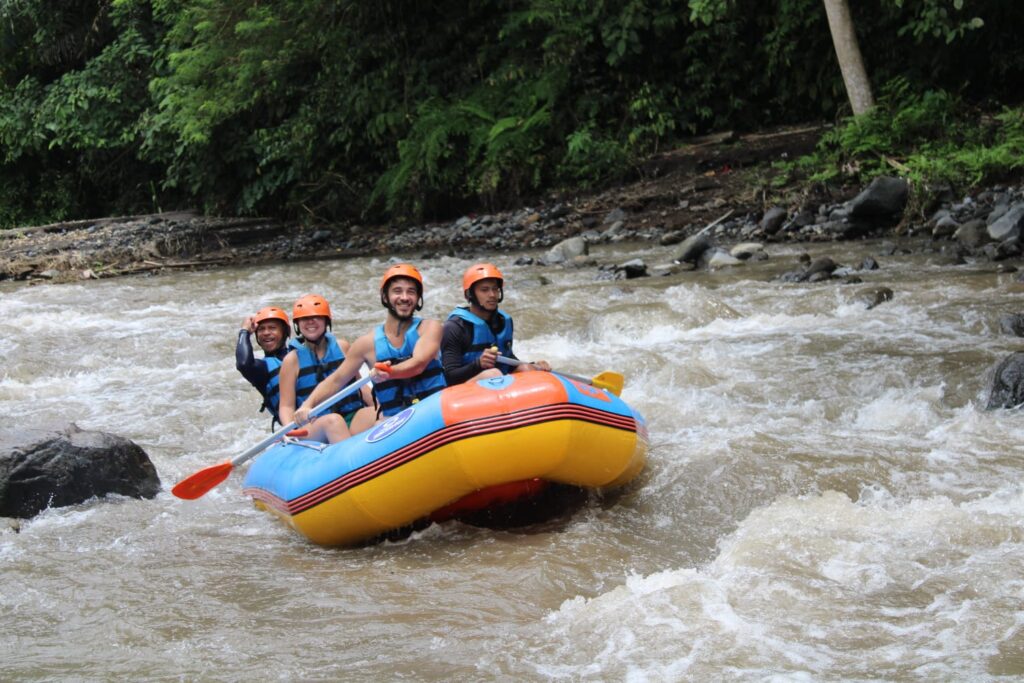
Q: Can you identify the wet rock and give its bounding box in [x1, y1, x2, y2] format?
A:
[999, 314, 1024, 337]
[932, 214, 960, 239]
[730, 242, 765, 260]
[859, 286, 894, 309]
[0, 423, 161, 519]
[672, 232, 713, 264]
[987, 352, 1024, 410]
[805, 256, 838, 279]
[847, 176, 909, 220]
[778, 255, 838, 283]
[544, 236, 588, 264]
[759, 207, 788, 235]
[613, 259, 648, 279]
[860, 256, 880, 271]
[954, 219, 990, 248]
[988, 204, 1024, 242]
[704, 248, 744, 269]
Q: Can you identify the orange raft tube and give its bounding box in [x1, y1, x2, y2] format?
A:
[242, 371, 648, 546]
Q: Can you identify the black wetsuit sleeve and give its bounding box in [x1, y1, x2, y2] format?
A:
[235, 329, 270, 393]
[441, 318, 482, 385]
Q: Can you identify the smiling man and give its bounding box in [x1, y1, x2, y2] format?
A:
[235, 306, 292, 427]
[292, 263, 446, 429]
[441, 262, 550, 386]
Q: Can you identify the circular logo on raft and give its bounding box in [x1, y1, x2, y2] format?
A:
[478, 375, 515, 391]
[366, 407, 415, 443]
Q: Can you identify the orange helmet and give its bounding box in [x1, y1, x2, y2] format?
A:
[379, 263, 424, 313]
[379, 263, 423, 292]
[253, 307, 290, 338]
[254, 306, 289, 327]
[292, 294, 332, 340]
[292, 294, 332, 321]
[462, 262, 504, 301]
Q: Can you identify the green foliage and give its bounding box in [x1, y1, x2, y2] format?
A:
[559, 126, 630, 186]
[0, 0, 159, 227]
[788, 79, 1024, 200]
[893, 0, 984, 44]
[2, 0, 1024, 228]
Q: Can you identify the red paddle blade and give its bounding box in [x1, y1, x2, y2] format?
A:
[171, 462, 234, 500]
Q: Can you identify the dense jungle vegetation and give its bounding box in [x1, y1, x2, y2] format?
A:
[2, 0, 1023, 229]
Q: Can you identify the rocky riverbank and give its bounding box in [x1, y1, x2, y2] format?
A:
[1, 124, 1022, 286]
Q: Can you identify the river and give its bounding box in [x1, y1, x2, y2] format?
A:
[2, 240, 1023, 680]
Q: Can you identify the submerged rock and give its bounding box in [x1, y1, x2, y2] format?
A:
[858, 286, 894, 310]
[0, 423, 161, 519]
[987, 352, 1024, 410]
[999, 313, 1024, 337]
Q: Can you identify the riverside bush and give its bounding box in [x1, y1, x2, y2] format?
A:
[787, 79, 1024, 213]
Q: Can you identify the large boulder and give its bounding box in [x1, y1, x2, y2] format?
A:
[759, 207, 788, 235]
[544, 236, 588, 264]
[0, 423, 160, 518]
[988, 203, 1024, 242]
[987, 353, 1024, 410]
[672, 232, 713, 264]
[847, 176, 909, 220]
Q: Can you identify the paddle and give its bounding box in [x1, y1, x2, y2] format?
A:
[496, 355, 624, 396]
[171, 375, 374, 500]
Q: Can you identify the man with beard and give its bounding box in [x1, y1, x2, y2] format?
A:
[292, 264, 446, 429]
[441, 262, 550, 385]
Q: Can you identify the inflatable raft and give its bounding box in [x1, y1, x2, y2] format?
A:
[242, 371, 648, 546]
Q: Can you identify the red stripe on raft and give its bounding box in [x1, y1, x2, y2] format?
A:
[288, 405, 633, 512]
[243, 403, 636, 516]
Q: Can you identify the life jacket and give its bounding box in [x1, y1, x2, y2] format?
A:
[290, 333, 364, 417]
[447, 306, 514, 374]
[373, 318, 446, 417]
[260, 341, 297, 422]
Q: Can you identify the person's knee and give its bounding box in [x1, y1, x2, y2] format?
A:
[350, 407, 377, 434]
[319, 414, 344, 428]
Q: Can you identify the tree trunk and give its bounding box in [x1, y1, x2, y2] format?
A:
[822, 0, 875, 115]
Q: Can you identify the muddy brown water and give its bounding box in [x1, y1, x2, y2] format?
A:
[2, 240, 1023, 680]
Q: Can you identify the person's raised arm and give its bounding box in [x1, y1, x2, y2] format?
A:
[235, 322, 270, 390]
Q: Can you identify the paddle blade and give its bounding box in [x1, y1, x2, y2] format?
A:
[591, 371, 624, 396]
[171, 462, 234, 500]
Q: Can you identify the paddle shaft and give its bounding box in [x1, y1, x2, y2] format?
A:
[495, 355, 593, 386]
[230, 375, 373, 467]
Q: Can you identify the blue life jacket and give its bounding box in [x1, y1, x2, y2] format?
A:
[447, 306, 514, 374]
[291, 333, 364, 416]
[373, 318, 446, 417]
[260, 341, 297, 422]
